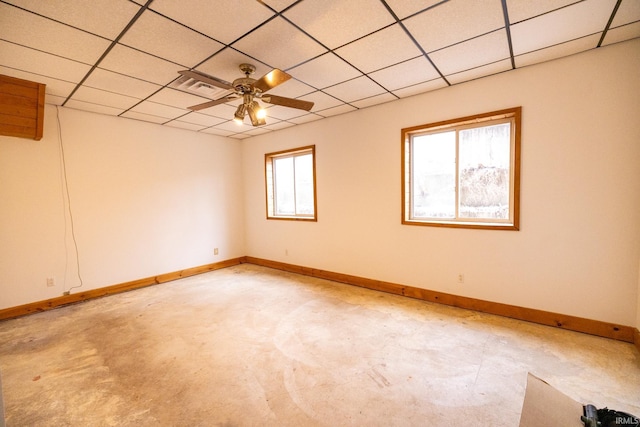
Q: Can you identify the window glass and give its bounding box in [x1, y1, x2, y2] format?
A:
[402, 108, 521, 230]
[265, 146, 317, 221]
[274, 156, 295, 215]
[412, 131, 456, 219]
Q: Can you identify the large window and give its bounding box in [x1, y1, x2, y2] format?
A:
[402, 107, 521, 230]
[265, 145, 317, 221]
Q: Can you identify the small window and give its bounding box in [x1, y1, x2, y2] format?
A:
[265, 145, 317, 221]
[402, 107, 521, 230]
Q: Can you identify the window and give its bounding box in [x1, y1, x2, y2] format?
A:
[402, 107, 521, 230]
[265, 145, 317, 221]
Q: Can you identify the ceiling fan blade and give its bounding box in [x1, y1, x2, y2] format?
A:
[178, 70, 233, 90]
[253, 69, 291, 93]
[262, 94, 314, 111]
[188, 95, 238, 111]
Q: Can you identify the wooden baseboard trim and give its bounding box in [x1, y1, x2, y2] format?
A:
[242, 256, 635, 343]
[3, 256, 637, 348]
[0, 258, 244, 321]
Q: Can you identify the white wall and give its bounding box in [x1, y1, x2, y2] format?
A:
[0, 106, 245, 309]
[242, 39, 640, 326]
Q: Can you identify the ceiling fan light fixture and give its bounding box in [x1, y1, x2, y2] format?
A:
[248, 101, 266, 126]
[234, 103, 247, 124]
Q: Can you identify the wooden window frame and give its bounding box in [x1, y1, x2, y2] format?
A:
[265, 145, 317, 221]
[401, 107, 521, 230]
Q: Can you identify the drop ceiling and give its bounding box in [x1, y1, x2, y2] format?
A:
[1, 0, 638, 139]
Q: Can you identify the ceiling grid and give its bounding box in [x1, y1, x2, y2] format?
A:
[0, 0, 637, 139]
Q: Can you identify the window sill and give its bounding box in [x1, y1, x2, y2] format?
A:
[402, 219, 518, 230]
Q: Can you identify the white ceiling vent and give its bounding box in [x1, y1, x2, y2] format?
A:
[170, 74, 232, 100]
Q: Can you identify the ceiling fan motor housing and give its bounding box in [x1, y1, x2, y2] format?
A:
[233, 77, 258, 95]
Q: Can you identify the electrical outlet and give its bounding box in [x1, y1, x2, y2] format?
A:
[285, 249, 289, 256]
[214, 248, 219, 255]
[46, 277, 55, 287]
[457, 274, 465, 284]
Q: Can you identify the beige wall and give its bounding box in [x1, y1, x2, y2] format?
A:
[0, 106, 245, 309]
[242, 39, 640, 326]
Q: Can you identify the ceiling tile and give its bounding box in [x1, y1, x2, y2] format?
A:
[193, 103, 238, 120]
[510, 0, 617, 55]
[120, 111, 168, 124]
[611, 0, 640, 27]
[64, 100, 125, 116]
[119, 10, 224, 67]
[0, 3, 111, 64]
[46, 94, 67, 106]
[505, 0, 578, 24]
[262, 78, 315, 99]
[201, 127, 234, 137]
[0, 66, 77, 98]
[334, 24, 422, 73]
[403, 0, 505, 53]
[264, 121, 296, 131]
[262, 105, 307, 121]
[232, 17, 326, 70]
[245, 127, 272, 137]
[384, 0, 444, 19]
[368, 56, 440, 91]
[514, 34, 601, 67]
[99, 44, 185, 85]
[0, 40, 91, 83]
[146, 88, 209, 109]
[288, 114, 323, 125]
[430, 30, 510, 76]
[4, 0, 142, 40]
[446, 59, 512, 85]
[216, 120, 254, 133]
[164, 121, 206, 132]
[283, 0, 395, 49]
[323, 76, 386, 103]
[196, 48, 271, 85]
[73, 86, 141, 109]
[82, 68, 162, 99]
[288, 53, 362, 89]
[602, 21, 640, 46]
[261, 0, 299, 13]
[391, 79, 448, 98]
[178, 113, 227, 127]
[315, 104, 357, 117]
[229, 133, 252, 140]
[350, 92, 398, 109]
[150, 0, 274, 45]
[297, 91, 344, 112]
[130, 101, 187, 119]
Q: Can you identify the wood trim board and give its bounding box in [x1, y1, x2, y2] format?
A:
[242, 256, 636, 344]
[1, 256, 638, 352]
[0, 258, 242, 321]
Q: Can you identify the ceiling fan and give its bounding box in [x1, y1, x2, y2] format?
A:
[176, 63, 314, 126]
